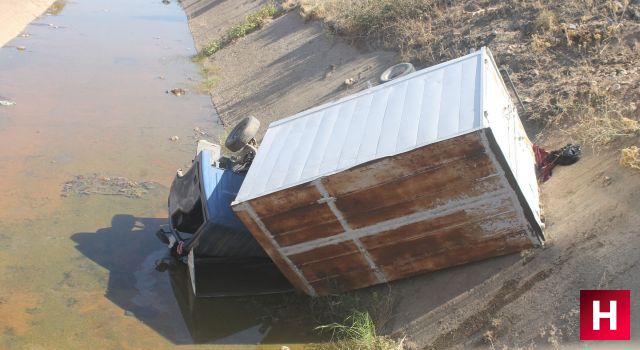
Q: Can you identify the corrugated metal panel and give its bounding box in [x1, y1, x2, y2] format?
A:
[235, 51, 484, 203]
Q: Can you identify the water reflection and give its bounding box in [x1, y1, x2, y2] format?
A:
[71, 215, 319, 345]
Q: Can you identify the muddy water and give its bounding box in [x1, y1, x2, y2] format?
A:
[0, 1, 313, 348]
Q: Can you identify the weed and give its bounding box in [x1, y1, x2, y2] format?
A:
[196, 2, 278, 58]
[620, 146, 640, 170]
[535, 9, 557, 33]
[195, 64, 221, 92]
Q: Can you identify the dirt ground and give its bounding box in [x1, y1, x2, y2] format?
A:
[0, 0, 56, 47]
[184, 0, 640, 348]
[182, 0, 397, 138]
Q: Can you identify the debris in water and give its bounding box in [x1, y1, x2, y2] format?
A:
[0, 97, 16, 107]
[61, 174, 158, 198]
[124, 310, 135, 317]
[170, 135, 179, 141]
[19, 33, 31, 38]
[162, 0, 171, 4]
[16, 46, 26, 51]
[167, 88, 187, 96]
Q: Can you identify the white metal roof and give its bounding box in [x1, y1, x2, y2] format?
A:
[234, 49, 487, 203]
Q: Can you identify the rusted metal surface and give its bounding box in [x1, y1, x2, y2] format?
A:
[232, 129, 542, 296]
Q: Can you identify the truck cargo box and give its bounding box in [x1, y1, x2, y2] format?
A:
[231, 48, 544, 296]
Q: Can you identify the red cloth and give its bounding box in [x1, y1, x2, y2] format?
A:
[533, 144, 554, 182]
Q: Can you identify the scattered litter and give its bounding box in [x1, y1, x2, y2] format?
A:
[167, 88, 187, 96]
[534, 144, 582, 181]
[193, 127, 208, 138]
[620, 146, 640, 170]
[343, 78, 356, 87]
[61, 174, 157, 198]
[602, 175, 612, 187]
[169, 135, 180, 141]
[124, 310, 135, 317]
[19, 33, 31, 38]
[0, 97, 16, 107]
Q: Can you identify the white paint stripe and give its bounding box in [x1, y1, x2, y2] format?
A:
[282, 186, 513, 256]
[480, 130, 541, 246]
[313, 179, 388, 283]
[240, 202, 317, 296]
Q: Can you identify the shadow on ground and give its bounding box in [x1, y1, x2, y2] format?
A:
[70, 214, 319, 345]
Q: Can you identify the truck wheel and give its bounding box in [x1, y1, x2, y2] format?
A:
[225, 116, 260, 152]
[380, 63, 415, 83]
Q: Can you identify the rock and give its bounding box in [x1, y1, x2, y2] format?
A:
[170, 135, 179, 141]
[344, 78, 356, 87]
[0, 97, 16, 107]
[168, 88, 187, 96]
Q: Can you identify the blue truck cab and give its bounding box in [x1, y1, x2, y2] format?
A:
[158, 141, 290, 296]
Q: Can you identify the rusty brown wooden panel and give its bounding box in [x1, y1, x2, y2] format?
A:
[297, 250, 374, 284]
[376, 231, 532, 281]
[322, 131, 485, 197]
[343, 175, 504, 229]
[362, 209, 521, 260]
[288, 240, 358, 266]
[233, 209, 312, 294]
[334, 154, 496, 227]
[249, 181, 320, 217]
[310, 267, 380, 295]
[272, 220, 344, 247]
[261, 202, 336, 235]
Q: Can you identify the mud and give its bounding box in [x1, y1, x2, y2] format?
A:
[61, 174, 157, 198]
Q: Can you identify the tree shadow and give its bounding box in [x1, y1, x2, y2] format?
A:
[70, 214, 318, 345]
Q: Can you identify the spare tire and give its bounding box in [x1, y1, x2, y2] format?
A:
[225, 116, 260, 152]
[380, 63, 416, 83]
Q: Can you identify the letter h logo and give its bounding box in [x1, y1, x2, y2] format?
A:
[580, 290, 630, 340]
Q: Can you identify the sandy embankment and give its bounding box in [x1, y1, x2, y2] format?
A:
[182, 0, 398, 137]
[0, 0, 56, 47]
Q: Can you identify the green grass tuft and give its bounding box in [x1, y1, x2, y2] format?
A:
[197, 1, 278, 58]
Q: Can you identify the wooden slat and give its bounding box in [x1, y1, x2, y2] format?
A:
[359, 196, 516, 250]
[272, 220, 344, 247]
[249, 181, 320, 217]
[374, 231, 532, 280]
[288, 240, 358, 266]
[322, 131, 485, 196]
[233, 209, 313, 294]
[261, 202, 336, 235]
[340, 174, 504, 229]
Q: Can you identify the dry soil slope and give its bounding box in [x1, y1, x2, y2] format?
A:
[0, 0, 56, 47]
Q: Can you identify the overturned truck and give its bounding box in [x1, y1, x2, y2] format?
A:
[162, 48, 544, 297]
[230, 48, 543, 296]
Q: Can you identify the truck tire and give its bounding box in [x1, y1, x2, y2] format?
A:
[225, 116, 260, 152]
[380, 63, 416, 83]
